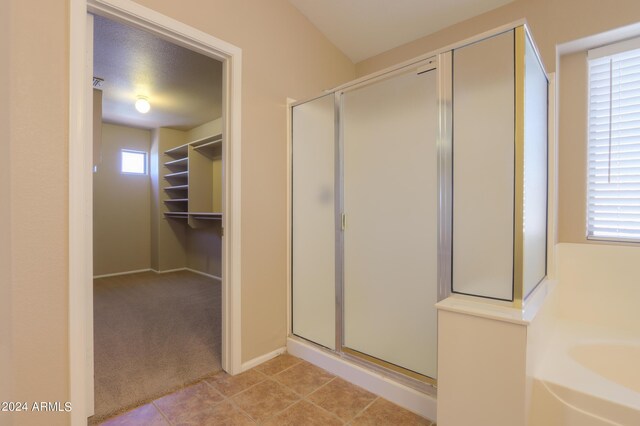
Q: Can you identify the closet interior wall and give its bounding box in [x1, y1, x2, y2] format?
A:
[150, 118, 224, 278]
[94, 117, 223, 278]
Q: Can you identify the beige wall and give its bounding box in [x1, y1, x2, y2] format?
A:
[187, 224, 223, 277]
[94, 124, 152, 276]
[0, 1, 12, 422]
[3, 0, 352, 419]
[357, 0, 640, 245]
[150, 128, 160, 271]
[357, 0, 640, 77]
[151, 127, 188, 271]
[185, 119, 223, 277]
[93, 90, 103, 167]
[558, 52, 589, 243]
[132, 0, 356, 362]
[2, 1, 70, 425]
[186, 117, 222, 141]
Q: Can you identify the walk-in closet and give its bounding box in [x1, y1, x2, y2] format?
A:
[91, 14, 224, 421]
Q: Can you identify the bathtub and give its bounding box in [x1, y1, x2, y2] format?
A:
[530, 321, 640, 426]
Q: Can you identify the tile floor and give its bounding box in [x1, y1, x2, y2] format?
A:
[100, 353, 436, 425]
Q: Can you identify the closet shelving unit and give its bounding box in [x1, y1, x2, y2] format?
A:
[162, 133, 223, 225]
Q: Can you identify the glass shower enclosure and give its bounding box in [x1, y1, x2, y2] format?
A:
[290, 25, 548, 388]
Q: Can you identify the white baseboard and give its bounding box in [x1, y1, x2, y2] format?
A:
[151, 267, 187, 274]
[287, 337, 437, 422]
[241, 347, 287, 373]
[149, 267, 222, 281]
[93, 268, 151, 279]
[185, 268, 222, 281]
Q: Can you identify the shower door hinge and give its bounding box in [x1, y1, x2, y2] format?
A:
[341, 213, 346, 231]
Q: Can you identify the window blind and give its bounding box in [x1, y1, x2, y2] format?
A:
[588, 44, 640, 241]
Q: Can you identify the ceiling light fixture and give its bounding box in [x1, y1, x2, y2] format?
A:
[135, 96, 151, 114]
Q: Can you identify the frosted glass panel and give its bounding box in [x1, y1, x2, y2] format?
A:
[452, 31, 515, 301]
[523, 36, 548, 297]
[292, 94, 335, 349]
[342, 69, 438, 378]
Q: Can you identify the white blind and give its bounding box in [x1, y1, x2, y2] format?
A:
[588, 45, 640, 241]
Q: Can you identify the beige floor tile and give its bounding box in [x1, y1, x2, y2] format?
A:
[100, 403, 168, 426]
[274, 361, 335, 396]
[262, 400, 343, 426]
[154, 381, 224, 423]
[307, 377, 377, 421]
[174, 400, 255, 426]
[350, 398, 432, 425]
[206, 369, 266, 397]
[232, 379, 301, 422]
[253, 353, 302, 376]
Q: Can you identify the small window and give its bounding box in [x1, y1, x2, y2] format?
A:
[587, 38, 640, 242]
[121, 149, 147, 175]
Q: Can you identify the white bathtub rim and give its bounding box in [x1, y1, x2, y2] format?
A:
[535, 319, 640, 412]
[538, 379, 626, 426]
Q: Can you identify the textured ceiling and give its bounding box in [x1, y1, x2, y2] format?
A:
[93, 15, 222, 131]
[289, 0, 515, 63]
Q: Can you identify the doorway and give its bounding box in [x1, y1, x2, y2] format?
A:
[90, 13, 226, 420]
[68, 1, 243, 423]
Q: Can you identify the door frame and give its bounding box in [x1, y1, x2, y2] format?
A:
[69, 0, 243, 423]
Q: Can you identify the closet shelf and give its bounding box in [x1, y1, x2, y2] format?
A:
[193, 139, 222, 157]
[164, 133, 222, 157]
[190, 212, 222, 218]
[164, 212, 188, 219]
[163, 212, 222, 220]
[164, 157, 188, 166]
[161, 133, 223, 227]
[164, 171, 188, 178]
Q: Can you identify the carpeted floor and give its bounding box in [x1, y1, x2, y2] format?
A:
[91, 270, 222, 423]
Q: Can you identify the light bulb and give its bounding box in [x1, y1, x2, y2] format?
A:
[135, 97, 150, 114]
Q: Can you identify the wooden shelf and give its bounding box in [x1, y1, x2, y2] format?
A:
[165, 171, 188, 178]
[194, 139, 222, 158]
[164, 133, 222, 157]
[190, 212, 222, 218]
[165, 157, 188, 166]
[163, 212, 222, 220]
[164, 145, 189, 158]
[164, 212, 188, 219]
[160, 133, 223, 228]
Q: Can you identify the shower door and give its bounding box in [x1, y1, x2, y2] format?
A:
[291, 94, 336, 350]
[340, 67, 439, 380]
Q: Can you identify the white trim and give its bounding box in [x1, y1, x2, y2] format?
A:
[285, 98, 296, 336]
[185, 268, 222, 281]
[588, 34, 640, 60]
[93, 268, 151, 279]
[69, 3, 94, 422]
[557, 21, 640, 57]
[287, 338, 437, 422]
[240, 347, 287, 372]
[325, 19, 526, 95]
[547, 73, 558, 280]
[70, 0, 243, 423]
[151, 267, 188, 274]
[94, 267, 222, 280]
[435, 281, 556, 326]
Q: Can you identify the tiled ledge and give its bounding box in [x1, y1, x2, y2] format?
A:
[435, 279, 557, 326]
